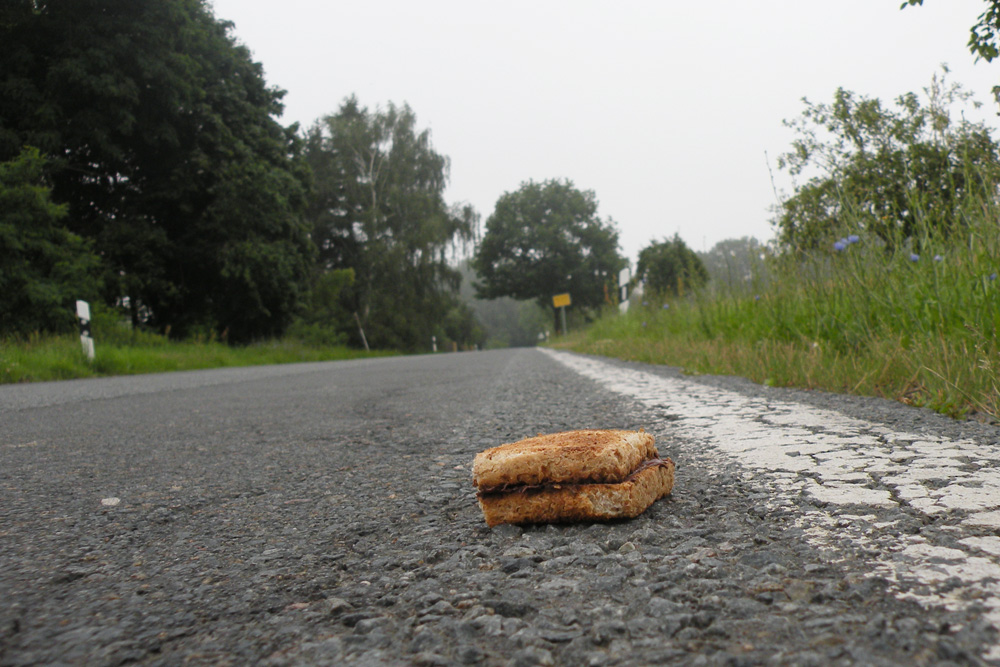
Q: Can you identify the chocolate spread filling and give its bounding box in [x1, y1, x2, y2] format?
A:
[476, 457, 673, 497]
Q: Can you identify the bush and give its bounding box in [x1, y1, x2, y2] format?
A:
[285, 320, 348, 348]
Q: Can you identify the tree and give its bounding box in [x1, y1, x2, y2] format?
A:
[0, 0, 314, 341]
[774, 69, 1000, 252]
[903, 1, 1000, 64]
[636, 234, 708, 298]
[457, 259, 549, 347]
[304, 97, 479, 350]
[286, 268, 355, 347]
[697, 237, 771, 293]
[440, 299, 487, 351]
[473, 179, 625, 331]
[0, 147, 101, 334]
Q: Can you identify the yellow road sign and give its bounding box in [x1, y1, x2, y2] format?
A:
[552, 293, 571, 308]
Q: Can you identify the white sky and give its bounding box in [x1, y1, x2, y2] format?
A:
[210, 0, 1000, 263]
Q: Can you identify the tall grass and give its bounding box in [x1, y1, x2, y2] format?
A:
[565, 182, 1000, 421]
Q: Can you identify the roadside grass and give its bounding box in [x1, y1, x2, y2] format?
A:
[0, 326, 393, 384]
[558, 194, 1000, 422]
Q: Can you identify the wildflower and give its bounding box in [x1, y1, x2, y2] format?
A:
[642, 301, 648, 307]
[934, 255, 943, 262]
[847, 235, 860, 244]
[754, 295, 761, 301]
[990, 273, 998, 281]
[833, 240, 847, 252]
[641, 321, 648, 328]
[662, 304, 670, 310]
[909, 253, 919, 262]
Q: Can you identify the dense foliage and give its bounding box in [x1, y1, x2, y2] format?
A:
[473, 179, 625, 330]
[636, 234, 709, 297]
[774, 70, 1000, 253]
[303, 97, 480, 351]
[1, 0, 314, 342]
[0, 147, 101, 333]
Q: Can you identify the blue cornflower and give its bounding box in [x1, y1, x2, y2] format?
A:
[934, 255, 943, 262]
[662, 303, 670, 310]
[990, 273, 998, 281]
[909, 253, 920, 262]
[642, 301, 649, 307]
[642, 321, 648, 328]
[847, 234, 860, 244]
[833, 240, 847, 252]
[754, 295, 761, 301]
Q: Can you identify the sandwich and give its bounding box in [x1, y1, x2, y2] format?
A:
[472, 429, 674, 526]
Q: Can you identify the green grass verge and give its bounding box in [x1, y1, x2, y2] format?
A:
[0, 332, 394, 385]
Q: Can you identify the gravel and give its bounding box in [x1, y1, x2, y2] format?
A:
[1, 348, 998, 665]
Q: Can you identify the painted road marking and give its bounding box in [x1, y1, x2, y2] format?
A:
[543, 349, 1000, 659]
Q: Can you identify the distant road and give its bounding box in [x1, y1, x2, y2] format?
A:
[2, 349, 999, 665]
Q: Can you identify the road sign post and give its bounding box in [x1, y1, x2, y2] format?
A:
[76, 300, 95, 361]
[552, 293, 571, 335]
[618, 267, 632, 314]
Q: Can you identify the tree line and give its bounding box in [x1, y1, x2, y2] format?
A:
[2, 0, 314, 343]
[4, 1, 1000, 348]
[0, 0, 636, 349]
[0, 1, 478, 349]
[0, 0, 635, 349]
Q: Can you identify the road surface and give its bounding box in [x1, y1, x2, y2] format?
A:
[2, 348, 999, 665]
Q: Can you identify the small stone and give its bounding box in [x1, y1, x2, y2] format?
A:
[503, 545, 537, 558]
[568, 543, 605, 557]
[491, 524, 523, 538]
[457, 645, 485, 664]
[501, 558, 535, 574]
[592, 619, 628, 645]
[477, 614, 504, 636]
[487, 595, 535, 618]
[421, 600, 456, 616]
[409, 628, 442, 653]
[647, 597, 684, 615]
[411, 651, 450, 667]
[511, 646, 554, 666]
[416, 592, 443, 606]
[325, 597, 352, 615]
[353, 617, 390, 634]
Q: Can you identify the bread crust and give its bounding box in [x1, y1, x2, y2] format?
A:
[472, 429, 657, 488]
[476, 459, 675, 526]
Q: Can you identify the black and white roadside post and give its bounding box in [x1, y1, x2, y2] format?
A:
[552, 293, 571, 335]
[618, 267, 631, 314]
[432, 335, 437, 352]
[76, 300, 95, 361]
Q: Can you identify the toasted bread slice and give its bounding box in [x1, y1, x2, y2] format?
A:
[476, 459, 675, 526]
[473, 429, 657, 489]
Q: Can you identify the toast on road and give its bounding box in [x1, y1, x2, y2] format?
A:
[472, 429, 674, 526]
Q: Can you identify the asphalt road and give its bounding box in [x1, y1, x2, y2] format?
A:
[2, 348, 1000, 666]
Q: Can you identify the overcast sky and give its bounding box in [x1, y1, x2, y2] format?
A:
[210, 0, 1000, 263]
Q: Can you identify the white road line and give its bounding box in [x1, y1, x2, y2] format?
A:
[543, 349, 1000, 658]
